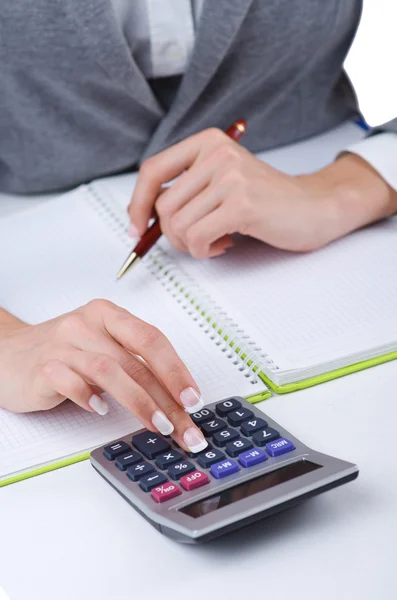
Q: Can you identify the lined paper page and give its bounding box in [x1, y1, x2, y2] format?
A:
[0, 188, 265, 478]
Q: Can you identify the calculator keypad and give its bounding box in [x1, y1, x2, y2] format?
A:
[102, 398, 296, 505]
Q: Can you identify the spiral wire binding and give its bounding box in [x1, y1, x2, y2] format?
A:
[85, 183, 279, 385]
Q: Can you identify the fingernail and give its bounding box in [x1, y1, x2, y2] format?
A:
[152, 410, 174, 436]
[128, 223, 140, 238]
[180, 387, 204, 414]
[183, 427, 208, 453]
[88, 394, 109, 416]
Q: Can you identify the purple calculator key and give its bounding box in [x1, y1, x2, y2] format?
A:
[266, 438, 295, 457]
[210, 459, 240, 479]
[238, 448, 268, 468]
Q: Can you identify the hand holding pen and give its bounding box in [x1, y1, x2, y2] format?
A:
[117, 120, 246, 278]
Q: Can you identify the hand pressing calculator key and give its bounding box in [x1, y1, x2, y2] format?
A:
[90, 397, 358, 543]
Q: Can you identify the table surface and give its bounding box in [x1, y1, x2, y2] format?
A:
[1, 191, 396, 600]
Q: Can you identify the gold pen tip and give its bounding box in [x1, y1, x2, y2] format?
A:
[116, 252, 141, 280]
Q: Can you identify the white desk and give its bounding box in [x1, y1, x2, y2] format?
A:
[1, 179, 396, 600]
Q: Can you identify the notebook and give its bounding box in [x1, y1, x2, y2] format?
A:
[2, 120, 396, 486]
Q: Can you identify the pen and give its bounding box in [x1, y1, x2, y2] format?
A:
[116, 119, 247, 280]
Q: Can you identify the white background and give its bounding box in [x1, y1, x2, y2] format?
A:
[345, 0, 397, 125]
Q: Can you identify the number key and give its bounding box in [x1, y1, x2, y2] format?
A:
[201, 418, 228, 437]
[228, 408, 254, 427]
[216, 397, 242, 417]
[252, 427, 280, 446]
[212, 427, 239, 447]
[197, 448, 226, 468]
[225, 437, 253, 457]
[240, 417, 268, 436]
[191, 408, 215, 425]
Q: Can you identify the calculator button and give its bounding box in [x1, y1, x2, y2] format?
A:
[225, 437, 253, 457]
[201, 418, 228, 437]
[197, 449, 226, 468]
[191, 408, 215, 425]
[215, 397, 242, 417]
[168, 461, 195, 481]
[266, 438, 295, 457]
[139, 472, 168, 492]
[127, 461, 155, 481]
[155, 450, 184, 470]
[228, 408, 254, 427]
[238, 448, 268, 468]
[252, 427, 280, 446]
[186, 441, 213, 458]
[151, 482, 182, 504]
[240, 417, 268, 436]
[132, 431, 170, 459]
[115, 451, 143, 471]
[103, 441, 131, 460]
[210, 459, 240, 479]
[180, 470, 210, 491]
[212, 427, 239, 447]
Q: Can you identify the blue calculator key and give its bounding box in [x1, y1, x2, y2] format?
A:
[228, 408, 254, 427]
[191, 408, 215, 425]
[127, 461, 155, 481]
[212, 427, 239, 447]
[139, 471, 168, 492]
[186, 441, 212, 458]
[197, 448, 226, 468]
[115, 451, 143, 471]
[132, 432, 170, 459]
[225, 437, 253, 457]
[215, 398, 242, 417]
[240, 417, 268, 436]
[103, 441, 131, 460]
[201, 418, 228, 437]
[252, 427, 280, 446]
[210, 459, 240, 479]
[155, 450, 184, 469]
[168, 461, 195, 480]
[266, 438, 295, 457]
[238, 448, 268, 468]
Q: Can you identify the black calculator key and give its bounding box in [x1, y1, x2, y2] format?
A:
[115, 451, 143, 471]
[186, 441, 212, 458]
[215, 397, 242, 417]
[132, 431, 170, 459]
[212, 427, 239, 447]
[252, 427, 280, 446]
[168, 461, 195, 480]
[201, 418, 228, 437]
[103, 441, 131, 461]
[197, 448, 226, 468]
[228, 408, 254, 427]
[139, 471, 168, 492]
[127, 461, 155, 482]
[155, 450, 184, 470]
[240, 417, 268, 436]
[226, 437, 253, 457]
[191, 408, 215, 425]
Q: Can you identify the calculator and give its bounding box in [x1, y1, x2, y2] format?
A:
[90, 397, 358, 543]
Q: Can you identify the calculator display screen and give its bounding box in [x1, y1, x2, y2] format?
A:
[179, 460, 321, 518]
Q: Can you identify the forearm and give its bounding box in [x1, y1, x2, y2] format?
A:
[0, 308, 26, 334]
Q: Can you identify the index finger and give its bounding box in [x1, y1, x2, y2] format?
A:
[103, 309, 204, 414]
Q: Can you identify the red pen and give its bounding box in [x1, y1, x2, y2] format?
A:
[116, 119, 247, 279]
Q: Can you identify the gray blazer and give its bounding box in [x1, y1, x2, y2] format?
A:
[0, 0, 396, 194]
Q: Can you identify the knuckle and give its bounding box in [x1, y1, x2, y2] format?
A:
[164, 403, 185, 425]
[90, 354, 115, 377]
[216, 143, 240, 163]
[56, 313, 85, 337]
[68, 379, 87, 400]
[86, 298, 115, 313]
[169, 214, 185, 239]
[139, 157, 155, 177]
[137, 324, 164, 349]
[186, 230, 206, 259]
[204, 127, 226, 143]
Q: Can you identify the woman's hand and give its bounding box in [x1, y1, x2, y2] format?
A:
[0, 301, 208, 453]
[128, 128, 397, 258]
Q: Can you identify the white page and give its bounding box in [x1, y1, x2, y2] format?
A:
[0, 187, 266, 479]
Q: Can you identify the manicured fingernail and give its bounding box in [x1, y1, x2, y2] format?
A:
[180, 387, 203, 414]
[128, 223, 140, 238]
[183, 428, 208, 453]
[88, 394, 109, 416]
[152, 410, 174, 436]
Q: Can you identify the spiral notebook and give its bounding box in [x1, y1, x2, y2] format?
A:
[1, 120, 397, 486]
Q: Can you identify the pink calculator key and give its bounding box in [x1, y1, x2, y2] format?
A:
[180, 470, 210, 491]
[151, 482, 182, 503]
